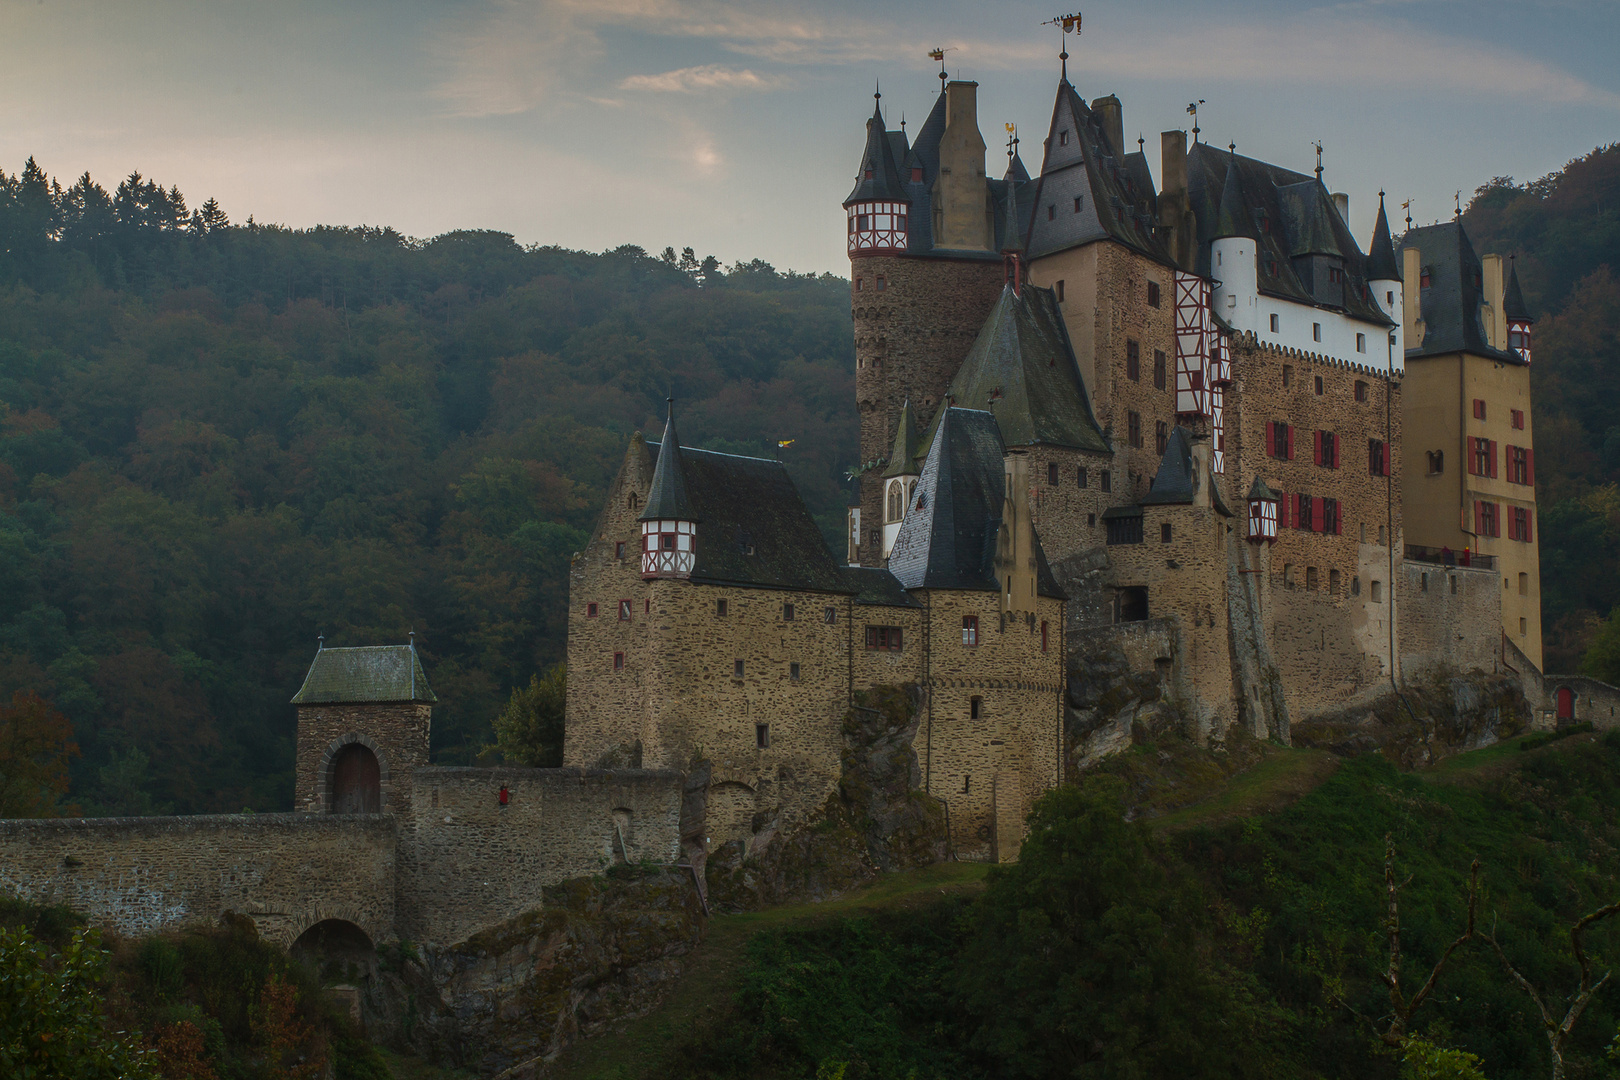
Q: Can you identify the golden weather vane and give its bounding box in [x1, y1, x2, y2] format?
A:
[927, 46, 956, 90]
[1186, 99, 1205, 143]
[1005, 122, 1019, 164]
[1040, 12, 1081, 80]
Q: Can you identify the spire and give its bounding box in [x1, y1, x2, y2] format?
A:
[882, 398, 921, 477]
[1503, 257, 1532, 323]
[844, 89, 909, 207]
[640, 399, 697, 522]
[1211, 151, 1254, 241]
[1365, 190, 1400, 281]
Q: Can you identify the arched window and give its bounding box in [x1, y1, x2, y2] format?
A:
[886, 480, 904, 523]
[330, 743, 381, 813]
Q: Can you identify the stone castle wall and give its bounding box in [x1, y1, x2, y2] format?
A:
[1398, 560, 1502, 684]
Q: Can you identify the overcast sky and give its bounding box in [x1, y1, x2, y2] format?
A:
[3, 0, 1616, 275]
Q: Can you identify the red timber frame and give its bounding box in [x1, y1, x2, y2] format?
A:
[1174, 271, 1212, 421]
[847, 201, 908, 254]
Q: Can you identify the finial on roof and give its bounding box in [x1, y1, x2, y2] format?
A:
[1138, 133, 1145, 153]
[1228, 140, 1236, 154]
[1454, 189, 1462, 217]
[1313, 140, 1323, 180]
[1186, 99, 1205, 143]
[1402, 197, 1412, 230]
[1042, 13, 1081, 81]
[900, 111, 906, 131]
[317, 633, 324, 651]
[929, 47, 950, 91]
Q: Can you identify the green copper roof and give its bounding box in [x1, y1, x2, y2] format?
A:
[291, 645, 436, 704]
[881, 399, 921, 478]
[937, 283, 1111, 453]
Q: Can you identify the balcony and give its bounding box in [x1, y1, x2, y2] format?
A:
[1405, 544, 1497, 572]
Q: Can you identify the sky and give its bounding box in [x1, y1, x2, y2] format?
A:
[2, 0, 1617, 276]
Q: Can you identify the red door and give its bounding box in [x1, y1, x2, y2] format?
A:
[1556, 687, 1575, 722]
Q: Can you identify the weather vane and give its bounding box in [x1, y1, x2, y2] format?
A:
[1041, 12, 1081, 80]
[1186, 99, 1205, 143]
[1313, 141, 1323, 180]
[1454, 190, 1462, 216]
[927, 47, 956, 90]
[1005, 122, 1019, 165]
[1402, 198, 1412, 230]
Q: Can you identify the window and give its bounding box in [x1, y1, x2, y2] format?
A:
[1059, 129, 1069, 146]
[1055, 280, 1065, 302]
[1296, 494, 1314, 531]
[1314, 374, 1324, 394]
[865, 626, 903, 651]
[614, 541, 625, 559]
[1266, 421, 1294, 459]
[1100, 471, 1112, 493]
[1369, 439, 1388, 476]
[1106, 513, 1144, 545]
[645, 599, 650, 614]
[1475, 500, 1500, 538]
[1352, 576, 1362, 596]
[1041, 620, 1049, 652]
[1508, 445, 1533, 485]
[962, 616, 979, 646]
[1371, 580, 1383, 602]
[1512, 408, 1524, 430]
[1282, 364, 1293, 388]
[613, 651, 624, 670]
[1315, 430, 1338, 469]
[716, 598, 728, 616]
[1313, 323, 1322, 343]
[1047, 204, 1056, 221]
[1047, 462, 1059, 486]
[1126, 339, 1141, 381]
[1427, 450, 1444, 476]
[789, 662, 800, 681]
[1510, 505, 1534, 542]
[1420, 270, 1432, 289]
[1153, 349, 1167, 389]
[1147, 281, 1161, 307]
[1267, 259, 1279, 276]
[1074, 195, 1084, 212]
[1378, 524, 1386, 544]
[823, 606, 837, 624]
[1128, 411, 1143, 448]
[1356, 333, 1366, 353]
[970, 696, 983, 720]
[1161, 521, 1172, 543]
[1329, 266, 1343, 284]
[1355, 380, 1368, 403]
[962, 774, 971, 794]
[1153, 421, 1169, 455]
[618, 599, 632, 621]
[734, 659, 745, 677]
[1519, 572, 1529, 595]
[1473, 399, 1486, 420]
[1282, 564, 1294, 588]
[587, 602, 599, 617]
[1088, 513, 1096, 527]
[1270, 313, 1280, 333]
[756, 724, 770, 748]
[1322, 498, 1340, 535]
[1077, 466, 1088, 489]
[782, 602, 795, 621]
[1520, 617, 1528, 635]
[911, 166, 923, 182]
[876, 275, 886, 291]
[1306, 566, 1319, 591]
[1469, 438, 1497, 478]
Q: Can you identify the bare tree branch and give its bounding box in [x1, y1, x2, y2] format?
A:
[1376, 834, 1480, 1047]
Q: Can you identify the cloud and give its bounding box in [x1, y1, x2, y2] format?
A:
[621, 64, 781, 93]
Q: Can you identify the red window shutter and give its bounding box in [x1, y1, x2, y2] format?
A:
[1489, 440, 1498, 478]
[1473, 500, 1482, 535]
[1313, 430, 1322, 466]
[1527, 509, 1534, 542]
[1312, 496, 1325, 532]
[1527, 448, 1535, 486]
[1286, 426, 1295, 460]
[1266, 421, 1276, 457]
[1466, 437, 1477, 476]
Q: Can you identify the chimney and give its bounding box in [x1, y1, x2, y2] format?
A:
[1402, 246, 1425, 349]
[1481, 253, 1506, 349]
[937, 81, 990, 250]
[1331, 192, 1349, 225]
[1091, 95, 1124, 159]
[996, 451, 1037, 619]
[1159, 130, 1194, 271]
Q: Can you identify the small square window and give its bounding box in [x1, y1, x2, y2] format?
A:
[969, 696, 983, 720]
[587, 602, 599, 617]
[613, 651, 624, 671]
[1270, 313, 1280, 333]
[756, 723, 770, 749]
[734, 659, 744, 677]
[614, 541, 625, 559]
[716, 598, 728, 616]
[823, 606, 837, 624]
[790, 662, 801, 681]
[1161, 522, 1172, 543]
[782, 602, 795, 621]
[618, 599, 632, 621]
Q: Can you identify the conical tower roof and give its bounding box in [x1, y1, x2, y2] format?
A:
[1246, 475, 1278, 502]
[1365, 193, 1400, 281]
[1004, 151, 1029, 184]
[881, 399, 921, 478]
[844, 92, 909, 206]
[1504, 259, 1533, 323]
[640, 400, 698, 522]
[1211, 153, 1254, 241]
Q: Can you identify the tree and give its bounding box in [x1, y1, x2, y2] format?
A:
[0, 691, 78, 817]
[489, 664, 566, 767]
[1580, 606, 1620, 685]
[0, 924, 160, 1079]
[1374, 837, 1480, 1048]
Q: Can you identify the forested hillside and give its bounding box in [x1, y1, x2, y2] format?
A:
[0, 159, 856, 813]
[1463, 144, 1620, 671]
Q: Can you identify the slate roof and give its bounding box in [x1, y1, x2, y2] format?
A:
[1396, 220, 1520, 363]
[291, 645, 436, 705]
[842, 566, 922, 608]
[646, 442, 853, 594]
[640, 403, 697, 522]
[1141, 427, 1196, 504]
[1185, 141, 1392, 327]
[1246, 475, 1279, 502]
[937, 282, 1111, 454]
[1504, 260, 1533, 322]
[1366, 195, 1400, 282]
[1024, 80, 1171, 265]
[1211, 154, 1255, 241]
[887, 408, 1063, 598]
[882, 398, 922, 478]
[845, 96, 909, 206]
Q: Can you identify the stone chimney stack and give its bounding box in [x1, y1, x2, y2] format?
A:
[1402, 246, 1425, 350]
[937, 81, 990, 250]
[1331, 191, 1350, 225]
[1481, 252, 1506, 349]
[1158, 130, 1195, 270]
[1091, 95, 1124, 159]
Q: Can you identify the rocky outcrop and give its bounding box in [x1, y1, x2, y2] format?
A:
[705, 685, 947, 913]
[1065, 625, 1185, 774]
[1292, 670, 1532, 767]
[366, 866, 704, 1077]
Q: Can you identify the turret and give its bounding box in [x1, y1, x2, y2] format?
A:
[880, 398, 921, 558]
[1209, 152, 1257, 324]
[1504, 257, 1533, 363]
[639, 399, 699, 579]
[1246, 477, 1279, 544]
[1365, 192, 1404, 361]
[844, 90, 910, 256]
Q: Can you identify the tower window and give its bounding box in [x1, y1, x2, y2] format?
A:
[823, 606, 837, 624]
[1059, 130, 1069, 146]
[716, 598, 728, 616]
[876, 276, 886, 291]
[1270, 313, 1280, 333]
[1055, 280, 1065, 302]
[1161, 522, 1172, 543]
[1047, 463, 1059, 486]
[1420, 270, 1432, 288]
[1371, 580, 1383, 603]
[1128, 411, 1143, 448]
[911, 166, 923, 182]
[1100, 471, 1112, 492]
[1077, 466, 1088, 489]
[1313, 323, 1323, 343]
[613, 652, 624, 671]
[1147, 281, 1161, 307]
[790, 662, 800, 681]
[756, 724, 770, 748]
[1126, 339, 1140, 381]
[1473, 398, 1486, 420]
[618, 599, 632, 621]
[963, 774, 971, 793]
[1387, 290, 1394, 305]
[1074, 195, 1083, 212]
[962, 616, 979, 646]
[1153, 349, 1167, 389]
[1155, 421, 1168, 455]
[1356, 333, 1366, 353]
[615, 541, 625, 559]
[782, 602, 794, 621]
[1511, 408, 1524, 430]
[1314, 374, 1324, 395]
[1282, 364, 1292, 387]
[969, 696, 983, 720]
[1355, 380, 1368, 402]
[734, 659, 745, 677]
[1048, 205, 1056, 221]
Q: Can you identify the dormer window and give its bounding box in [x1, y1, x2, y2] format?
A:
[1074, 195, 1084, 212]
[864, 169, 873, 179]
[910, 167, 923, 182]
[1420, 269, 1433, 288]
[1328, 267, 1343, 284]
[1048, 205, 1056, 221]
[1059, 130, 1069, 146]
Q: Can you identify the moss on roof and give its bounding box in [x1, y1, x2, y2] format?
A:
[291, 645, 436, 704]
